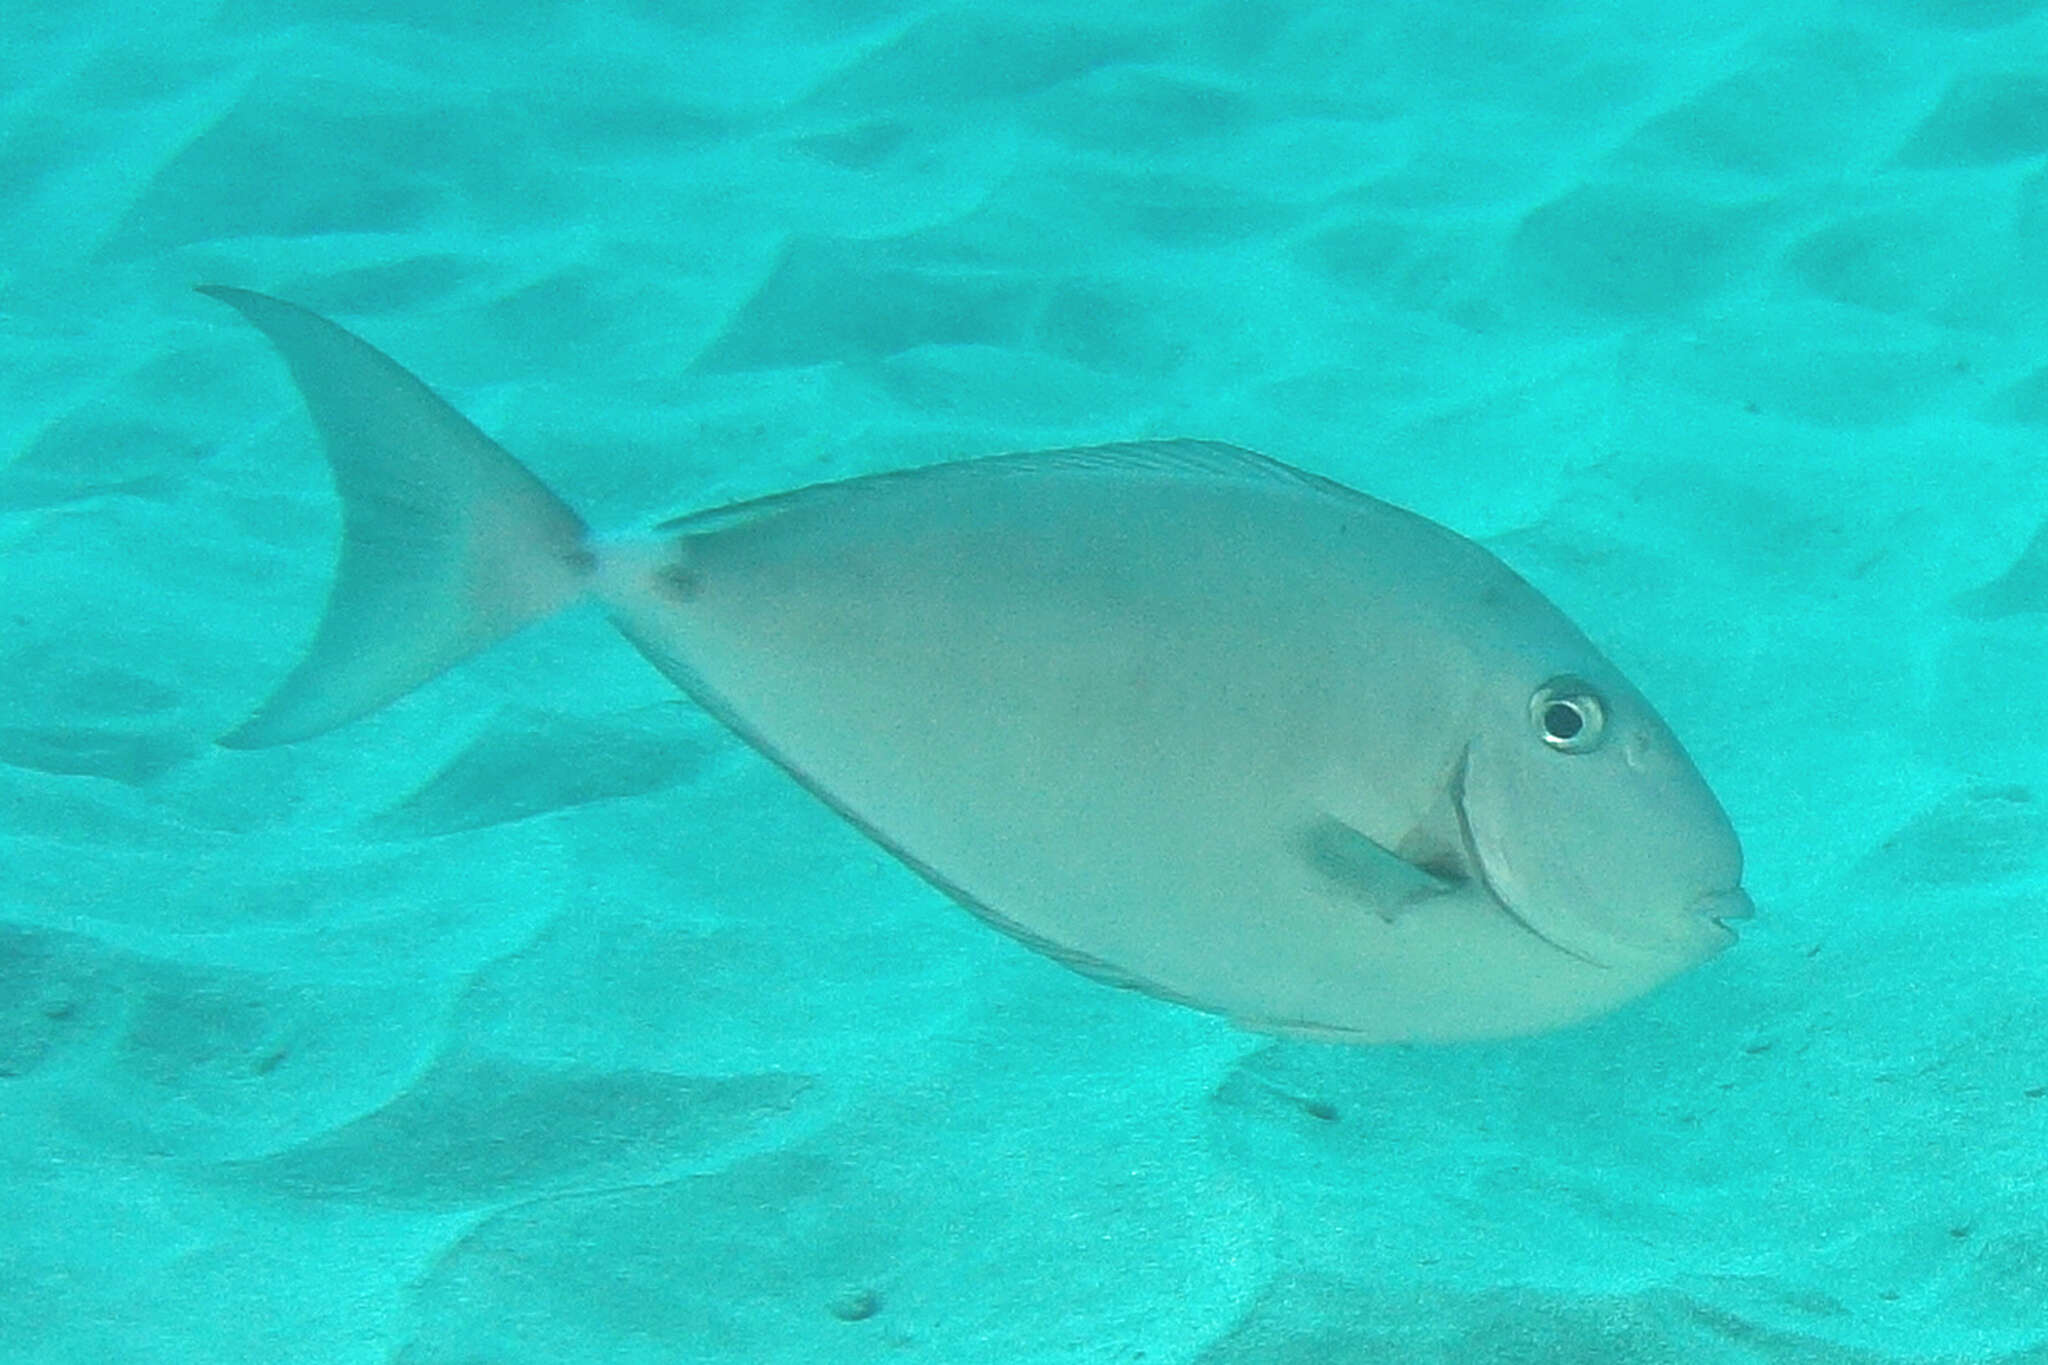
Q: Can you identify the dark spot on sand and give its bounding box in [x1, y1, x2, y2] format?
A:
[829, 1288, 881, 1322]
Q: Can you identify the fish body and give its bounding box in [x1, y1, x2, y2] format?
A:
[200, 287, 1748, 1043]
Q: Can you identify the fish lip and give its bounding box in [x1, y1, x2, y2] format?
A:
[1693, 886, 1754, 940]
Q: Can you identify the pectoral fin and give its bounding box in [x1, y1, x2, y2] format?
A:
[1298, 814, 1463, 921]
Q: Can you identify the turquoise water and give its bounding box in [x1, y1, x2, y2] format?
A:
[5, 1, 2048, 1360]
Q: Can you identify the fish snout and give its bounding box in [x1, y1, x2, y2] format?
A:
[1691, 886, 1755, 942]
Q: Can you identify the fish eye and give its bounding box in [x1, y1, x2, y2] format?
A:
[1529, 678, 1606, 754]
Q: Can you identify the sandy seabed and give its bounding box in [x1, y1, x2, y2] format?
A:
[5, 1, 2048, 1361]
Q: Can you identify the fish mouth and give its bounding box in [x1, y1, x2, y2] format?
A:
[1693, 886, 1754, 943]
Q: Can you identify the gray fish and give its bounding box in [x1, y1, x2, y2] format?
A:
[199, 286, 1749, 1043]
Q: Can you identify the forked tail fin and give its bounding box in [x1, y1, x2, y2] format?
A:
[200, 286, 592, 747]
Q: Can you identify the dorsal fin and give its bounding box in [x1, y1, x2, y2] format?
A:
[979, 439, 1329, 487]
[656, 438, 1350, 537]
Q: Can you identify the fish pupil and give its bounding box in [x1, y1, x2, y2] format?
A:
[1543, 701, 1584, 741]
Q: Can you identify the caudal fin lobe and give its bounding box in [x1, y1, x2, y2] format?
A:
[200, 286, 591, 747]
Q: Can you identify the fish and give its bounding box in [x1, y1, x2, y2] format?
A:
[197, 286, 1749, 1043]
